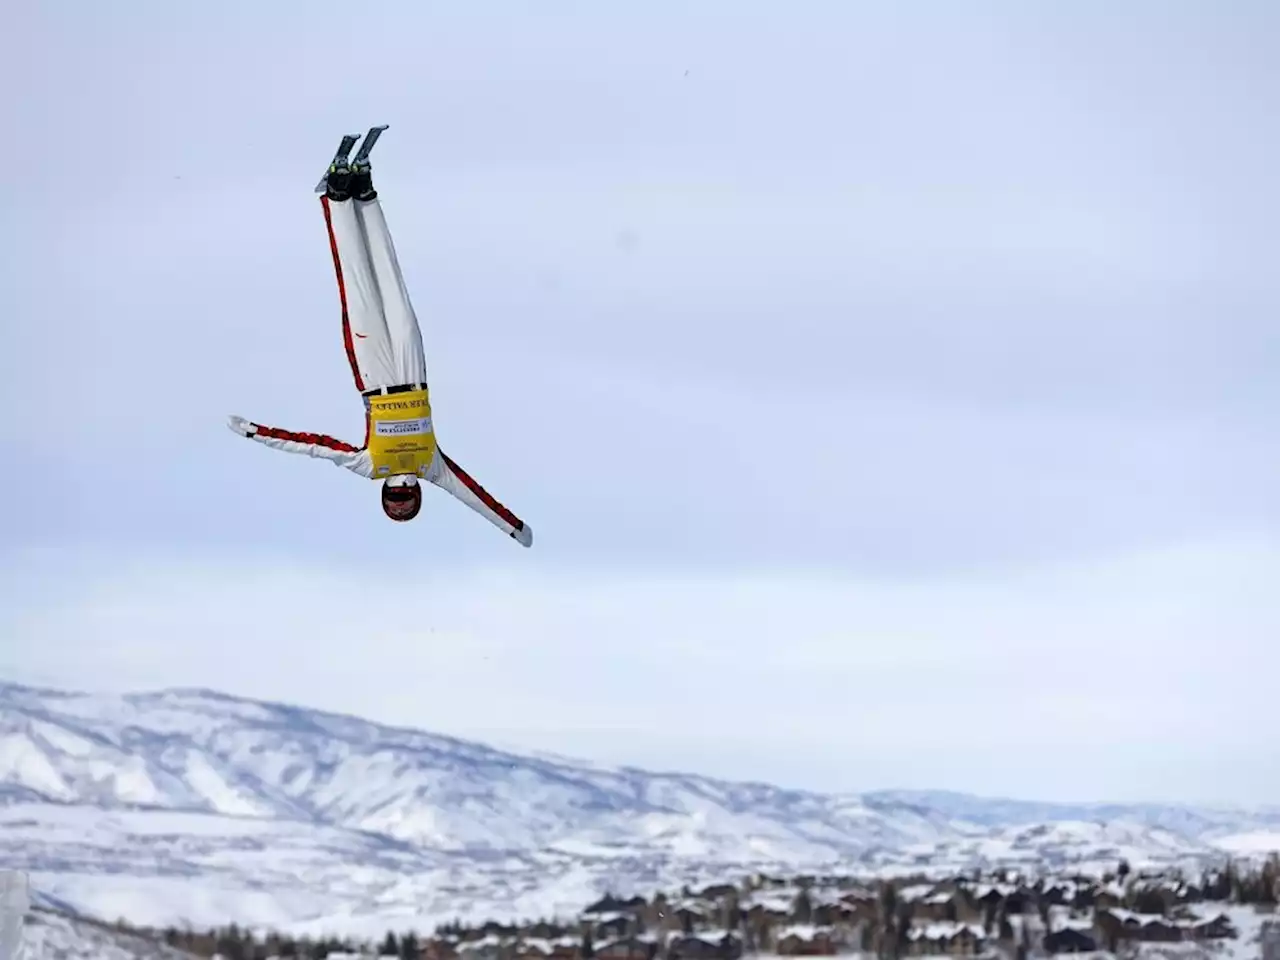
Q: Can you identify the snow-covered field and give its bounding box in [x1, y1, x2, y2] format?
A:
[2, 681, 1277, 937]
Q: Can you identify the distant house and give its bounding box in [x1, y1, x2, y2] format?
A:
[514, 939, 552, 960]
[588, 914, 632, 940]
[806, 893, 849, 928]
[897, 884, 936, 906]
[593, 935, 658, 960]
[968, 883, 1016, 911]
[838, 888, 876, 907]
[584, 896, 648, 919]
[1043, 927, 1098, 954]
[906, 921, 987, 957]
[697, 884, 740, 903]
[750, 873, 790, 890]
[456, 934, 511, 960]
[1042, 918, 1098, 955]
[1096, 908, 1182, 944]
[773, 924, 840, 956]
[1003, 888, 1032, 915]
[1092, 883, 1127, 911]
[742, 893, 791, 926]
[547, 938, 583, 960]
[666, 903, 711, 934]
[835, 890, 879, 925]
[1182, 911, 1235, 941]
[517, 936, 580, 960]
[423, 937, 460, 960]
[524, 924, 570, 941]
[913, 892, 959, 923]
[1039, 882, 1075, 908]
[666, 930, 743, 960]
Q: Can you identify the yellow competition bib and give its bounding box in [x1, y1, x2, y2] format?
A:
[367, 389, 437, 478]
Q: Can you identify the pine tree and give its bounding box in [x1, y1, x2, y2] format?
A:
[1262, 854, 1279, 905]
[382, 931, 401, 956]
[792, 888, 812, 925]
[722, 888, 741, 931]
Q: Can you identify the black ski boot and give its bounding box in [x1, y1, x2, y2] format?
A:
[350, 160, 377, 202]
[325, 162, 355, 202]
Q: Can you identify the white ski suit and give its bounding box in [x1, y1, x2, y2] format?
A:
[228, 189, 532, 547]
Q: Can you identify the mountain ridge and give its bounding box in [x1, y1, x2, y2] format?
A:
[5, 679, 1274, 816]
[1, 680, 1276, 936]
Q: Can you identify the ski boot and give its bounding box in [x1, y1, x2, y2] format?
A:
[350, 159, 377, 202]
[315, 126, 387, 198]
[325, 161, 355, 202]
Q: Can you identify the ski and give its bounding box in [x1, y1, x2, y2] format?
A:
[314, 132, 361, 194]
[351, 124, 390, 166]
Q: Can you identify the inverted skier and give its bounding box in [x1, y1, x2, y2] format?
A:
[228, 129, 532, 546]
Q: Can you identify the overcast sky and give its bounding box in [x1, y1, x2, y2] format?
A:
[2, 1, 1278, 806]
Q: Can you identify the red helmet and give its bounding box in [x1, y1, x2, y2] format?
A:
[380, 476, 422, 522]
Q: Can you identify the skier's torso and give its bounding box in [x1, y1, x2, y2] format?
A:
[362, 385, 438, 479]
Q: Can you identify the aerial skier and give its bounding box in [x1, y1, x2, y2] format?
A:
[227, 127, 533, 546]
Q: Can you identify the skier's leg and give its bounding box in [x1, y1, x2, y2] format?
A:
[349, 166, 429, 386]
[320, 170, 399, 393]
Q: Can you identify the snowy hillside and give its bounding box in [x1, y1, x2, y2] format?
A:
[18, 906, 201, 960]
[1, 681, 1277, 938]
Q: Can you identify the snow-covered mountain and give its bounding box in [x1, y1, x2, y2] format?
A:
[1, 681, 1276, 939]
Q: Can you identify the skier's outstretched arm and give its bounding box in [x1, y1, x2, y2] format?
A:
[427, 450, 533, 547]
[227, 415, 373, 478]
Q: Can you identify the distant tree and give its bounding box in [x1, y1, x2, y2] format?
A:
[216, 925, 248, 960]
[1133, 887, 1167, 915]
[982, 898, 999, 934]
[856, 921, 872, 953]
[1262, 855, 1280, 905]
[400, 931, 420, 960]
[721, 888, 741, 931]
[792, 888, 812, 925]
[1226, 859, 1242, 902]
[382, 931, 401, 956]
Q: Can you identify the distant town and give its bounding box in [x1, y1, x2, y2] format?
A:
[123, 855, 1279, 960]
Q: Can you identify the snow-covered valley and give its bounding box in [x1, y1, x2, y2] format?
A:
[2, 682, 1277, 938]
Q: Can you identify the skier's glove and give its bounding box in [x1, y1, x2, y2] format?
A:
[227, 415, 257, 438]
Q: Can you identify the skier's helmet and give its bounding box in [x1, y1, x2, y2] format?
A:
[381, 476, 422, 522]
